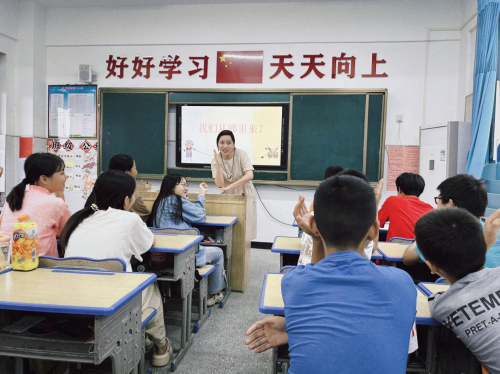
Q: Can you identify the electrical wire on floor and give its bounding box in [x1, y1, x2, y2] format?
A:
[254, 185, 296, 226]
[271, 185, 316, 192]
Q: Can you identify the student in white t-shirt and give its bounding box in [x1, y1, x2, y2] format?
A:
[60, 170, 172, 368]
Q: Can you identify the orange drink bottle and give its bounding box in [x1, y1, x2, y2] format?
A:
[12, 214, 39, 271]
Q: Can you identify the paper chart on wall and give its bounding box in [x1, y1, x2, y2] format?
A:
[47, 139, 98, 208]
[386, 146, 420, 191]
[48, 86, 97, 138]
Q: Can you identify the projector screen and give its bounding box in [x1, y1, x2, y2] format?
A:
[176, 105, 289, 170]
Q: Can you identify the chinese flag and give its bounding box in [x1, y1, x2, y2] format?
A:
[216, 51, 264, 83]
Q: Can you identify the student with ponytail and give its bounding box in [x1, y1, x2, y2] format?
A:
[148, 174, 226, 307]
[61, 170, 173, 367]
[0, 152, 71, 257]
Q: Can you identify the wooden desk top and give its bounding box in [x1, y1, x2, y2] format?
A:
[416, 287, 440, 326]
[196, 215, 238, 226]
[259, 273, 285, 315]
[271, 236, 302, 254]
[0, 268, 155, 315]
[418, 282, 450, 297]
[151, 233, 203, 253]
[377, 242, 408, 261]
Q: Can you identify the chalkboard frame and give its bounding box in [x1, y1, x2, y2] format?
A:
[98, 88, 387, 185]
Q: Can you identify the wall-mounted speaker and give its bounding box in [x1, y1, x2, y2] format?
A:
[78, 64, 92, 83]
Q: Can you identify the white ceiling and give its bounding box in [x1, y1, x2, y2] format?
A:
[35, 0, 339, 9]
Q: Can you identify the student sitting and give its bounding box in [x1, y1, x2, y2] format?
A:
[298, 165, 344, 265]
[61, 170, 172, 367]
[85, 154, 150, 222]
[247, 175, 416, 373]
[403, 174, 500, 268]
[295, 168, 380, 263]
[148, 174, 226, 307]
[378, 172, 433, 241]
[0, 153, 71, 257]
[415, 208, 500, 373]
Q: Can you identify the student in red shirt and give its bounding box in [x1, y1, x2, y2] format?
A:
[378, 172, 433, 241]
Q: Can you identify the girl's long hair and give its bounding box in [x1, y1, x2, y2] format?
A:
[6, 153, 65, 212]
[60, 170, 136, 255]
[147, 174, 184, 228]
[84, 154, 135, 208]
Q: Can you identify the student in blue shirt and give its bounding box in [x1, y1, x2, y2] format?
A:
[246, 176, 416, 373]
[148, 174, 226, 306]
[403, 174, 500, 268]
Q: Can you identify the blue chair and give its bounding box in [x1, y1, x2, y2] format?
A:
[389, 237, 414, 245]
[435, 277, 449, 284]
[280, 265, 296, 274]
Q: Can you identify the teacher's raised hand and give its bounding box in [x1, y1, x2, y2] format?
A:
[213, 149, 222, 166]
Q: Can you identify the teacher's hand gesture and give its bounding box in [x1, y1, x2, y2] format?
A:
[213, 150, 222, 167]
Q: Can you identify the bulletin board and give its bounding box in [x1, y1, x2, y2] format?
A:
[48, 85, 97, 138]
[386, 145, 420, 191]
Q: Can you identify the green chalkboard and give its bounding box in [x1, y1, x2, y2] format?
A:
[99, 90, 385, 183]
[100, 92, 166, 176]
[290, 94, 383, 182]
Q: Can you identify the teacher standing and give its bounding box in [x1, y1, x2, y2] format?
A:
[211, 130, 257, 239]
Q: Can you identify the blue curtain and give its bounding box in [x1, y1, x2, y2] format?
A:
[466, 0, 500, 177]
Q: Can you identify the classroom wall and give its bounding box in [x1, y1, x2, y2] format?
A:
[0, 0, 47, 194]
[0, 0, 479, 242]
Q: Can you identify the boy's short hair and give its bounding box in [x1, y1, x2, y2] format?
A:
[314, 175, 376, 250]
[337, 168, 369, 183]
[415, 208, 486, 279]
[324, 165, 344, 180]
[437, 174, 487, 218]
[395, 172, 425, 197]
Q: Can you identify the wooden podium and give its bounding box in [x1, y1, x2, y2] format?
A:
[140, 192, 253, 292]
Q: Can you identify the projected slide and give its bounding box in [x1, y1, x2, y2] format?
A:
[178, 106, 285, 168]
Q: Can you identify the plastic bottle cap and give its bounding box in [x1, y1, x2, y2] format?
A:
[17, 214, 30, 222]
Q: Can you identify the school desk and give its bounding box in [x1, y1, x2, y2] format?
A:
[150, 233, 203, 371]
[192, 214, 238, 308]
[271, 236, 301, 268]
[0, 267, 155, 374]
[377, 242, 414, 264]
[259, 274, 443, 374]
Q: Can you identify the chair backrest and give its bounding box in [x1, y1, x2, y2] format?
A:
[280, 265, 296, 274]
[435, 277, 449, 284]
[39, 256, 126, 272]
[389, 237, 414, 244]
[150, 227, 200, 236]
[149, 227, 201, 253]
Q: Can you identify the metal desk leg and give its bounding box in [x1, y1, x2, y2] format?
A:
[426, 326, 438, 374]
[272, 347, 278, 374]
[221, 255, 232, 308]
[170, 290, 194, 372]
